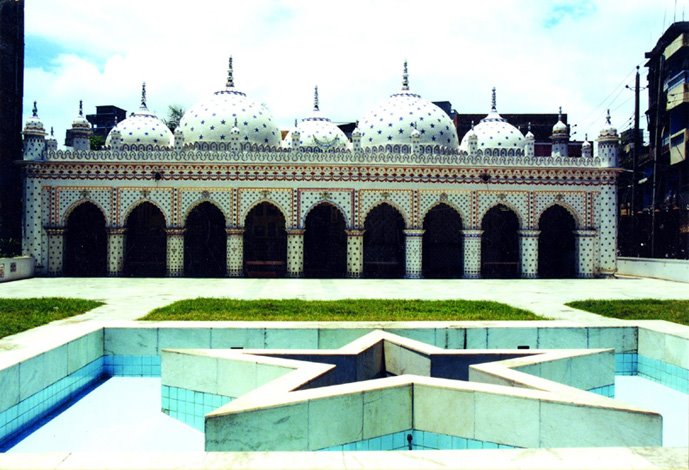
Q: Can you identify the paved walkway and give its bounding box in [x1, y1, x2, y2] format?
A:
[1, 276, 688, 323]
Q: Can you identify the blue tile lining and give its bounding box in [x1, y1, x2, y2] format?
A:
[319, 429, 517, 451]
[162, 385, 233, 431]
[588, 384, 615, 397]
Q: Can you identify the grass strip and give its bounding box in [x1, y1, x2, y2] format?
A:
[0, 298, 104, 339]
[143, 298, 539, 322]
[566, 299, 689, 326]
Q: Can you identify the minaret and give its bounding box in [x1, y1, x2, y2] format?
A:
[581, 133, 592, 158]
[402, 60, 409, 92]
[524, 122, 535, 158]
[23, 101, 47, 160]
[70, 100, 92, 151]
[467, 121, 478, 156]
[227, 56, 234, 88]
[551, 107, 569, 157]
[45, 127, 58, 151]
[597, 109, 619, 167]
[291, 118, 301, 149]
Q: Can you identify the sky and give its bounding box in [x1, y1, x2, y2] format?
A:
[22, 0, 688, 147]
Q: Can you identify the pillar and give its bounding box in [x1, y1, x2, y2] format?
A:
[403, 229, 424, 279]
[461, 229, 483, 279]
[518, 229, 540, 279]
[165, 228, 185, 277]
[107, 227, 126, 276]
[575, 229, 597, 278]
[226, 228, 244, 277]
[286, 229, 305, 278]
[46, 227, 65, 276]
[346, 229, 364, 278]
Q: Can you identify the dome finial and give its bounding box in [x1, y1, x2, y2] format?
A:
[558, 106, 562, 121]
[227, 56, 234, 88]
[606, 109, 611, 125]
[79, 99, 84, 117]
[32, 101, 38, 118]
[140, 82, 147, 109]
[402, 60, 409, 91]
[585, 133, 589, 141]
[313, 85, 319, 112]
[50, 126, 54, 137]
[528, 121, 532, 132]
[491, 87, 497, 112]
[471, 120, 475, 129]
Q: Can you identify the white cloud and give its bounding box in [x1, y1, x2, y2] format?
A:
[23, 0, 687, 146]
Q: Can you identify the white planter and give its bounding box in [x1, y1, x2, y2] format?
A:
[0, 256, 35, 283]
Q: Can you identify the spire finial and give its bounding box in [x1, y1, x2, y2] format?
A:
[585, 133, 589, 141]
[528, 122, 531, 132]
[140, 82, 147, 109]
[294, 118, 298, 127]
[471, 120, 475, 129]
[491, 87, 497, 112]
[402, 60, 409, 91]
[558, 106, 562, 121]
[227, 56, 234, 88]
[32, 101, 38, 118]
[606, 109, 611, 125]
[313, 85, 319, 112]
[79, 100, 83, 116]
[234, 116, 238, 128]
[50, 127, 54, 137]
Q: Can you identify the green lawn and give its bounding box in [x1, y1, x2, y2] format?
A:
[0, 298, 104, 339]
[142, 298, 540, 322]
[566, 299, 689, 326]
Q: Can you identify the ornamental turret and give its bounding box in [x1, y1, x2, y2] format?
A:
[550, 107, 569, 158]
[174, 127, 184, 151]
[352, 126, 362, 152]
[466, 121, 478, 156]
[23, 101, 47, 160]
[524, 122, 535, 157]
[70, 100, 92, 151]
[597, 109, 619, 167]
[582, 134, 592, 158]
[45, 127, 58, 151]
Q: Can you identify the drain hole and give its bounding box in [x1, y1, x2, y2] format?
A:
[517, 345, 530, 349]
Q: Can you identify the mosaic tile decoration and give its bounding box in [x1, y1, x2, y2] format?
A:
[319, 429, 517, 451]
[162, 385, 233, 431]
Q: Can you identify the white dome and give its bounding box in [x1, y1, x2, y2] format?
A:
[23, 101, 47, 136]
[552, 108, 568, 137]
[599, 109, 617, 138]
[178, 58, 281, 149]
[282, 87, 349, 151]
[357, 62, 458, 151]
[459, 89, 524, 153]
[105, 84, 173, 149]
[71, 101, 91, 131]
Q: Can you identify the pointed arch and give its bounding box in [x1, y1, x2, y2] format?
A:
[243, 201, 287, 277]
[62, 198, 108, 227]
[478, 201, 525, 230]
[64, 201, 107, 276]
[422, 203, 463, 278]
[124, 201, 167, 277]
[122, 198, 169, 228]
[481, 204, 520, 278]
[303, 203, 347, 278]
[538, 205, 577, 278]
[184, 201, 227, 277]
[363, 202, 405, 278]
[362, 199, 410, 229]
[535, 202, 581, 230]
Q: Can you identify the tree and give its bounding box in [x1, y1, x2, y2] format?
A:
[164, 105, 185, 133]
[90, 134, 105, 151]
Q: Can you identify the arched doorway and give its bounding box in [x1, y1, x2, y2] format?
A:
[184, 202, 226, 277]
[538, 205, 576, 278]
[422, 204, 463, 278]
[64, 202, 107, 276]
[481, 204, 519, 278]
[124, 202, 166, 277]
[243, 202, 287, 277]
[303, 204, 347, 278]
[363, 203, 405, 278]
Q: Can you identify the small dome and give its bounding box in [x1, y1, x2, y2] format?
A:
[23, 101, 47, 136]
[460, 88, 524, 152]
[552, 107, 568, 138]
[178, 57, 281, 149]
[283, 86, 349, 151]
[72, 100, 91, 131]
[105, 83, 173, 149]
[599, 109, 618, 138]
[357, 61, 458, 151]
[582, 135, 592, 149]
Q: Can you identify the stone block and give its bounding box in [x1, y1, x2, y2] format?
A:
[158, 328, 211, 351]
[465, 328, 487, 349]
[384, 341, 430, 376]
[104, 328, 158, 355]
[588, 327, 637, 353]
[265, 329, 318, 349]
[67, 330, 103, 374]
[217, 359, 259, 397]
[308, 392, 363, 450]
[318, 329, 371, 349]
[385, 328, 437, 345]
[162, 351, 218, 395]
[362, 385, 412, 439]
[487, 328, 537, 349]
[414, 384, 474, 438]
[663, 333, 689, 369]
[538, 327, 588, 349]
[19, 345, 68, 400]
[638, 327, 665, 362]
[0, 365, 19, 411]
[446, 328, 466, 349]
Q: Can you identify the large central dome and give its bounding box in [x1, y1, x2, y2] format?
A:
[357, 62, 458, 151]
[178, 58, 281, 149]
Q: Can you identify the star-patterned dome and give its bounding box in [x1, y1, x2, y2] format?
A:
[282, 86, 349, 151]
[460, 88, 524, 153]
[357, 62, 459, 152]
[178, 57, 281, 149]
[105, 83, 173, 149]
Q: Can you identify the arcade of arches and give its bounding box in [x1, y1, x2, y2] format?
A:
[54, 201, 595, 279]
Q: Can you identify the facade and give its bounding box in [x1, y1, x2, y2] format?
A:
[642, 21, 689, 258]
[0, 0, 24, 250]
[21, 60, 619, 279]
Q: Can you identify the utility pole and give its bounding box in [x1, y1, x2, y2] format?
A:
[632, 66, 641, 255]
[651, 55, 665, 258]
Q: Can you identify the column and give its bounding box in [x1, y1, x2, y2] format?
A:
[575, 229, 597, 278]
[461, 229, 483, 279]
[403, 229, 424, 279]
[345, 229, 364, 278]
[518, 229, 540, 279]
[286, 229, 305, 278]
[226, 228, 244, 277]
[46, 227, 65, 276]
[107, 227, 126, 276]
[165, 227, 185, 277]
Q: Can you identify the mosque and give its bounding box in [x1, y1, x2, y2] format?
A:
[20, 59, 620, 279]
